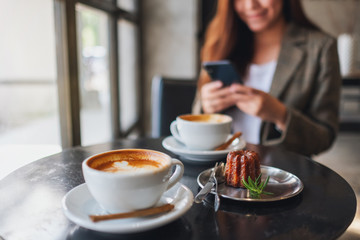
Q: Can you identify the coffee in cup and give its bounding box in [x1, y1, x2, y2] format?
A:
[170, 113, 232, 150]
[82, 149, 184, 213]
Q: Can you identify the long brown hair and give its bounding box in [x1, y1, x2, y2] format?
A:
[199, 0, 317, 87]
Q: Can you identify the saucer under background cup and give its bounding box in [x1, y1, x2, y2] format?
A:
[162, 135, 246, 162]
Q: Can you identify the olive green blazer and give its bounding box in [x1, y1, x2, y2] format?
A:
[193, 23, 342, 156]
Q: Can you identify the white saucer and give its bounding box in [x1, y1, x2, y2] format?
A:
[62, 183, 193, 233]
[162, 135, 246, 162]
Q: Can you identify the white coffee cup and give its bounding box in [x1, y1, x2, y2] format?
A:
[170, 113, 232, 150]
[82, 149, 184, 213]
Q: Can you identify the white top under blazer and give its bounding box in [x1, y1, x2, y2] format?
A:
[229, 61, 277, 144]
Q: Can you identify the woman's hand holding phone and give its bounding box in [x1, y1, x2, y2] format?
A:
[200, 81, 237, 113]
[200, 79, 287, 131]
[230, 84, 288, 131]
[202, 60, 243, 86]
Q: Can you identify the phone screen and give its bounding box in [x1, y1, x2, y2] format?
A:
[203, 60, 243, 86]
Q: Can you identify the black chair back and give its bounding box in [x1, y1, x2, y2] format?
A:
[151, 76, 197, 137]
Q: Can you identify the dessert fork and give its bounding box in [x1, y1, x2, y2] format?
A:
[194, 162, 219, 203]
[214, 162, 225, 211]
[194, 162, 225, 212]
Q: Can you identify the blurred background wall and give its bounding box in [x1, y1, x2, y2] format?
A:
[142, 0, 199, 133]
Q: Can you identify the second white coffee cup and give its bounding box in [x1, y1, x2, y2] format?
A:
[170, 113, 232, 150]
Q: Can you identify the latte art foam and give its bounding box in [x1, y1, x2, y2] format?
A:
[95, 159, 162, 173]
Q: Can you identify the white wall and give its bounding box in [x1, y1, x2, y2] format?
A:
[302, 0, 360, 76]
[0, 0, 56, 80]
[302, 0, 360, 37]
[0, 0, 58, 130]
[142, 0, 198, 134]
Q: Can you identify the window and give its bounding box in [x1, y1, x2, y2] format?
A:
[54, 0, 143, 147]
[76, 5, 112, 146]
[118, 19, 140, 133]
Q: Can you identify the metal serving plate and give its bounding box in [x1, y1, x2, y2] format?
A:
[197, 166, 304, 202]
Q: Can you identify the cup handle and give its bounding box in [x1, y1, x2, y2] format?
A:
[170, 120, 183, 143]
[166, 158, 184, 190]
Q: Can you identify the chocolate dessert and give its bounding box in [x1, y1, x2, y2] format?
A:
[225, 150, 261, 188]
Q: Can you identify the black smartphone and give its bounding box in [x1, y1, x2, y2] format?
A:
[202, 60, 243, 86]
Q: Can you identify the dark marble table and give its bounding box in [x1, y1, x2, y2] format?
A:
[0, 138, 356, 240]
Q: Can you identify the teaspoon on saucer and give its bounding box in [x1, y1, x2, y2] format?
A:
[215, 132, 242, 151]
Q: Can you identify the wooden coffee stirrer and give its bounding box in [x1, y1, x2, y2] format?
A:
[215, 132, 242, 151]
[89, 203, 174, 222]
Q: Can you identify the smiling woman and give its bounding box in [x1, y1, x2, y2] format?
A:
[194, 0, 342, 156]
